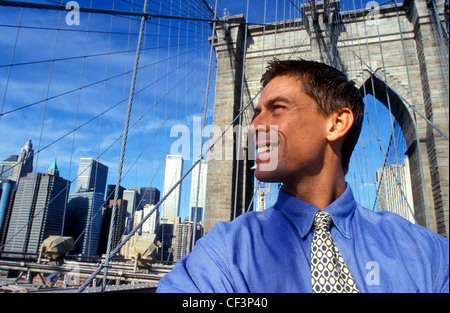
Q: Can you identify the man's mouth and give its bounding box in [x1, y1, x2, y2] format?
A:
[254, 142, 279, 171]
[251, 125, 280, 164]
[256, 142, 278, 160]
[257, 144, 275, 154]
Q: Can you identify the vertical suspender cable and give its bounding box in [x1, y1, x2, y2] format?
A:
[367, 0, 399, 210]
[233, 0, 250, 220]
[36, 8, 62, 179]
[350, 0, 377, 207]
[192, 0, 218, 248]
[255, 0, 267, 212]
[67, 0, 94, 253]
[0, 7, 23, 125]
[101, 0, 149, 293]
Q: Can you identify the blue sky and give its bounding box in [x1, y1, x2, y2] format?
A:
[0, 0, 401, 219]
[0, 0, 216, 220]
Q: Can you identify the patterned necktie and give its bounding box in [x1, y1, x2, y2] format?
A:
[311, 211, 359, 293]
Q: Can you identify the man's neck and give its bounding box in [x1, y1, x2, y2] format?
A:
[282, 171, 347, 210]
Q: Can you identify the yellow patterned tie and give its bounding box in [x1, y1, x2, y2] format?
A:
[311, 211, 359, 293]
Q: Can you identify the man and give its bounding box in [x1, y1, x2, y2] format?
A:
[157, 59, 449, 293]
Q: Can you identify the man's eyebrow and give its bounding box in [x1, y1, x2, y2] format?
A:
[264, 96, 293, 108]
[253, 95, 295, 115]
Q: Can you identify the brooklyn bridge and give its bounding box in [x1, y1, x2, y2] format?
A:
[0, 0, 448, 293]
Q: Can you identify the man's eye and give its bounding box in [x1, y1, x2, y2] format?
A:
[273, 105, 284, 112]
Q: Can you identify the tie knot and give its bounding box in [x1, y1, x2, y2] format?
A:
[314, 211, 332, 231]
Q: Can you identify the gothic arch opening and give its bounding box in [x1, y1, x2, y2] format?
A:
[358, 74, 429, 229]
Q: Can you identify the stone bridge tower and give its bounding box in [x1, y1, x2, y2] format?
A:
[204, 0, 449, 237]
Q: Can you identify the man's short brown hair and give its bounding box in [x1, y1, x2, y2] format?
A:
[261, 59, 364, 174]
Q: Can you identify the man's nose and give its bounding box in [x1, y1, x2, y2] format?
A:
[249, 123, 271, 139]
[250, 110, 265, 131]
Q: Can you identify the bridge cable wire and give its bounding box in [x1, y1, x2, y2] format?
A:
[190, 0, 218, 255]
[78, 81, 262, 292]
[0, 43, 204, 121]
[0, 39, 209, 256]
[344, 0, 415, 215]
[0, 0, 262, 26]
[65, 63, 201, 253]
[101, 0, 149, 292]
[0, 5, 23, 124]
[83, 0, 214, 288]
[0, 0, 213, 280]
[232, 0, 250, 221]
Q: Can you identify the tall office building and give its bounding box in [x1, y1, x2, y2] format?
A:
[0, 138, 33, 184]
[173, 222, 192, 262]
[376, 158, 415, 223]
[159, 216, 180, 262]
[0, 139, 34, 249]
[170, 220, 202, 262]
[161, 155, 183, 219]
[63, 158, 108, 256]
[0, 156, 17, 182]
[122, 189, 138, 234]
[74, 158, 108, 195]
[64, 191, 104, 256]
[0, 179, 16, 249]
[98, 184, 129, 255]
[141, 204, 159, 234]
[139, 187, 160, 208]
[189, 160, 207, 224]
[105, 184, 125, 203]
[4, 159, 69, 253]
[99, 199, 128, 255]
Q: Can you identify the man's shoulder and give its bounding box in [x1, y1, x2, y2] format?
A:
[354, 204, 449, 247]
[207, 207, 276, 238]
[198, 207, 282, 255]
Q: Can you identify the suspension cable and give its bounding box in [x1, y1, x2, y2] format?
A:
[101, 0, 149, 292]
[0, 0, 261, 25]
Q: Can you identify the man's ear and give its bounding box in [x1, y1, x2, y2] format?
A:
[326, 108, 354, 142]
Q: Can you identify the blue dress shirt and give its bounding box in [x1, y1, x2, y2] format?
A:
[157, 185, 449, 293]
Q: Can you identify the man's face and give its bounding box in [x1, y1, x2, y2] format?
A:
[250, 75, 330, 185]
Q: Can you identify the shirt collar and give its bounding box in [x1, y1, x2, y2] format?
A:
[274, 184, 356, 239]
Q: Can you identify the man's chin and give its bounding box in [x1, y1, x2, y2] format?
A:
[254, 165, 280, 183]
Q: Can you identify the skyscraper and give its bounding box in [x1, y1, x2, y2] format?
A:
[173, 221, 192, 262]
[0, 180, 16, 249]
[98, 185, 127, 256]
[0, 156, 17, 182]
[376, 158, 415, 223]
[122, 189, 138, 234]
[134, 204, 159, 234]
[189, 160, 207, 223]
[105, 184, 125, 203]
[0, 138, 33, 184]
[161, 155, 183, 219]
[62, 158, 108, 256]
[64, 191, 104, 256]
[74, 158, 108, 195]
[141, 204, 159, 234]
[123, 187, 160, 236]
[1, 139, 35, 251]
[139, 187, 160, 208]
[4, 159, 69, 253]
